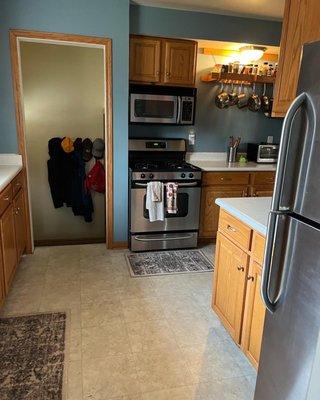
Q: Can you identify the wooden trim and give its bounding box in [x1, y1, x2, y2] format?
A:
[34, 237, 105, 247]
[110, 241, 128, 249]
[9, 29, 114, 250]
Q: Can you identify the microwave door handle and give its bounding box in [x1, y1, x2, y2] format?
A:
[177, 97, 182, 123]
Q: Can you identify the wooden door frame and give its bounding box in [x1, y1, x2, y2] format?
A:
[9, 29, 114, 251]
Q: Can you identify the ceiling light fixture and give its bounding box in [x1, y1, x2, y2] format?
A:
[239, 45, 267, 63]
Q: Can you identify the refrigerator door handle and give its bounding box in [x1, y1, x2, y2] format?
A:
[261, 211, 289, 313]
[272, 92, 307, 212]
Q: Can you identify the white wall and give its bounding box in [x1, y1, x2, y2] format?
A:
[20, 42, 105, 242]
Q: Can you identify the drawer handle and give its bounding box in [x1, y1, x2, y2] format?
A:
[227, 224, 237, 232]
[220, 177, 232, 181]
[247, 275, 254, 281]
[237, 266, 245, 272]
[15, 207, 20, 215]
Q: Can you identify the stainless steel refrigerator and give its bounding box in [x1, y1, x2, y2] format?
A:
[255, 40, 320, 400]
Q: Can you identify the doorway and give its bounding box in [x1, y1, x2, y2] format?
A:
[10, 30, 113, 251]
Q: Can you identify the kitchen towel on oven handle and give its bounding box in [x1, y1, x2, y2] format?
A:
[146, 181, 164, 222]
[166, 182, 178, 214]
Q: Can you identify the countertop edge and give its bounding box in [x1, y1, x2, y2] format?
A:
[215, 198, 267, 236]
[0, 165, 23, 193]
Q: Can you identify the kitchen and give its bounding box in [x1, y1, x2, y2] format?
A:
[1, 1, 320, 399]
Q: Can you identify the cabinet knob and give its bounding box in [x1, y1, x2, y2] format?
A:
[247, 275, 254, 281]
[3, 196, 10, 201]
[237, 266, 244, 272]
[156, 71, 160, 75]
[165, 71, 170, 77]
[227, 224, 237, 232]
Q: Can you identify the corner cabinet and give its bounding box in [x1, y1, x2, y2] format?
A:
[212, 210, 266, 369]
[129, 35, 197, 86]
[272, 0, 320, 117]
[200, 171, 275, 240]
[0, 169, 27, 306]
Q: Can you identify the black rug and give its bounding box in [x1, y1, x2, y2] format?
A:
[0, 312, 67, 400]
[126, 250, 213, 277]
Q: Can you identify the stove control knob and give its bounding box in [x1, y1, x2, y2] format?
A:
[181, 173, 186, 178]
[141, 173, 145, 179]
[149, 174, 154, 179]
[189, 173, 194, 178]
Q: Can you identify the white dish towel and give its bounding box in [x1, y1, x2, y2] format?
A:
[146, 181, 164, 222]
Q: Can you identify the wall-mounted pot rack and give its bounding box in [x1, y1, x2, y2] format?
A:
[201, 72, 275, 85]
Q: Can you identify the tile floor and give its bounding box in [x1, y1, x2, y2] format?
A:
[0, 244, 257, 400]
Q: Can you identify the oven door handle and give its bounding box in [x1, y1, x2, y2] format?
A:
[134, 182, 198, 188]
[177, 96, 182, 123]
[134, 234, 194, 242]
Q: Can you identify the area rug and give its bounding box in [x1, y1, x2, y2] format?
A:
[126, 250, 213, 277]
[0, 312, 67, 400]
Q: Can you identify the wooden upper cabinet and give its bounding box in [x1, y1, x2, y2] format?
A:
[272, 0, 320, 117]
[129, 35, 197, 86]
[162, 40, 197, 85]
[13, 188, 27, 262]
[241, 260, 266, 369]
[212, 232, 249, 343]
[129, 36, 161, 83]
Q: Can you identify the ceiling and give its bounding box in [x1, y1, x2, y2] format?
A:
[132, 0, 285, 20]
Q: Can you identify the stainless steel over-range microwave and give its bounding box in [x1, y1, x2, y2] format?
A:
[129, 84, 197, 125]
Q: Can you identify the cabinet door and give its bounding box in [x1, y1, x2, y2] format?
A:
[200, 186, 247, 238]
[13, 189, 26, 262]
[162, 40, 197, 85]
[250, 185, 274, 197]
[212, 232, 249, 343]
[272, 0, 320, 117]
[129, 36, 161, 83]
[0, 243, 5, 306]
[0, 205, 17, 291]
[241, 260, 266, 369]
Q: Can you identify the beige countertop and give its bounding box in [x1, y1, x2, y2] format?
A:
[215, 197, 271, 236]
[191, 160, 277, 172]
[0, 155, 23, 192]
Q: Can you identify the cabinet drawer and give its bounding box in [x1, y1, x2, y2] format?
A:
[12, 170, 24, 197]
[219, 210, 252, 249]
[253, 172, 275, 186]
[0, 184, 12, 216]
[251, 232, 266, 265]
[203, 172, 250, 186]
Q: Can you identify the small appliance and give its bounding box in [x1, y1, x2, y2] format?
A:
[247, 143, 279, 163]
[129, 84, 196, 125]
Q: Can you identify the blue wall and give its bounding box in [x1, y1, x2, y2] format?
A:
[0, 0, 129, 242]
[130, 4, 284, 151]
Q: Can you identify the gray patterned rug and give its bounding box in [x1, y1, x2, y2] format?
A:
[126, 250, 213, 277]
[0, 312, 67, 400]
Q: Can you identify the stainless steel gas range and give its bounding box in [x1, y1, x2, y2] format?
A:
[128, 138, 202, 252]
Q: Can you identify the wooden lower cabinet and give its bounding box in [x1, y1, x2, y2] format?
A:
[200, 186, 247, 238]
[0, 244, 5, 307]
[200, 171, 275, 239]
[241, 260, 266, 369]
[0, 204, 17, 291]
[13, 188, 27, 262]
[212, 232, 249, 343]
[212, 210, 266, 369]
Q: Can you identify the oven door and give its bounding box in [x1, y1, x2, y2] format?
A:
[130, 183, 201, 233]
[130, 94, 178, 124]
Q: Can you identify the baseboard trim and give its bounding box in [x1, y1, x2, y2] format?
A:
[111, 241, 128, 249]
[34, 238, 105, 247]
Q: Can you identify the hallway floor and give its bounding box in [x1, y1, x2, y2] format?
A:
[0, 244, 256, 400]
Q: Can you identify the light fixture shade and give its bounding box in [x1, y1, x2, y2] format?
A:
[239, 45, 267, 63]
